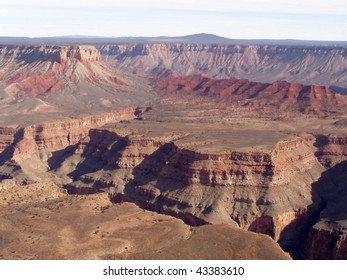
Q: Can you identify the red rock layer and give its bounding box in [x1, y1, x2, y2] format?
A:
[155, 74, 347, 115]
[306, 226, 347, 259]
[0, 45, 125, 96]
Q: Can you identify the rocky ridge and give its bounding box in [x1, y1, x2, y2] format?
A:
[0, 45, 124, 97]
[100, 44, 347, 88]
[0, 108, 140, 183]
[1, 111, 344, 258]
[69, 129, 347, 259]
[154, 74, 347, 115]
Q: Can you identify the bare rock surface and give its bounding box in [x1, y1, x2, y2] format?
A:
[100, 44, 347, 88]
[0, 45, 154, 126]
[154, 74, 347, 115]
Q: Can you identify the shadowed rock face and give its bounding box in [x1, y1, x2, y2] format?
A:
[100, 44, 347, 87]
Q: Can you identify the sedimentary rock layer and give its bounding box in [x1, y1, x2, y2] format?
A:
[100, 44, 347, 87]
[0, 45, 124, 97]
[154, 74, 347, 115]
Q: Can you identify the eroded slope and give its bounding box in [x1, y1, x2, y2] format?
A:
[0, 183, 290, 260]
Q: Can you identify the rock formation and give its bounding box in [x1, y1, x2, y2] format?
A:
[100, 44, 347, 88]
[0, 45, 124, 97]
[154, 74, 347, 115]
[1, 42, 347, 260]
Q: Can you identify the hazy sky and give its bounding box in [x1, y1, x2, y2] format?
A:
[0, 0, 346, 40]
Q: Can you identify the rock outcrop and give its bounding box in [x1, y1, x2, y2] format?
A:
[45, 128, 321, 242]
[305, 222, 347, 259]
[0, 45, 124, 97]
[154, 74, 347, 115]
[304, 157, 347, 259]
[0, 108, 140, 183]
[100, 44, 347, 87]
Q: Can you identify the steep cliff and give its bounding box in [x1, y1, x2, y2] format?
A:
[305, 222, 347, 259]
[304, 158, 347, 259]
[0, 108, 140, 183]
[52, 128, 323, 241]
[0, 45, 124, 97]
[100, 44, 347, 87]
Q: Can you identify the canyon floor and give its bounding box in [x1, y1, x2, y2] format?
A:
[0, 183, 290, 260]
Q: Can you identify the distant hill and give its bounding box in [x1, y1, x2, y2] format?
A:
[0, 33, 346, 46]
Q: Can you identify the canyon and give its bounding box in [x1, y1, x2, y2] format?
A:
[0, 42, 347, 260]
[100, 44, 347, 88]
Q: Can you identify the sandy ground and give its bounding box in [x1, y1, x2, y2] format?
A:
[0, 183, 290, 260]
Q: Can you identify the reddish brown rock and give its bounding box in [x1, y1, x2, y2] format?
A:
[0, 45, 125, 97]
[154, 74, 347, 115]
[306, 222, 347, 259]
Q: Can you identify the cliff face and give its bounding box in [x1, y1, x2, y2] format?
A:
[0, 45, 124, 97]
[100, 44, 347, 87]
[0, 45, 101, 64]
[306, 222, 347, 259]
[54, 129, 323, 239]
[1, 113, 347, 258]
[154, 75, 347, 115]
[314, 135, 347, 167]
[0, 109, 139, 183]
[0, 126, 17, 154]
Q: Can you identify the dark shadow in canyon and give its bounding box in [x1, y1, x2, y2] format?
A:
[114, 143, 210, 226]
[278, 159, 347, 259]
[67, 130, 129, 181]
[47, 144, 78, 170]
[0, 128, 24, 180]
[122, 142, 181, 195]
[0, 128, 24, 167]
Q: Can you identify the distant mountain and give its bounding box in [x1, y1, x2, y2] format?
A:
[0, 34, 346, 47]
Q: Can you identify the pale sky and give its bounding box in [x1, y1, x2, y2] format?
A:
[0, 0, 346, 40]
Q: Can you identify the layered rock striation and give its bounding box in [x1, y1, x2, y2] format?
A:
[154, 74, 347, 115]
[1, 112, 347, 258]
[100, 44, 347, 87]
[0, 45, 124, 97]
[48, 127, 330, 246]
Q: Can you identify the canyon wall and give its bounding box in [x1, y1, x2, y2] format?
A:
[99, 44, 347, 87]
[0, 45, 124, 97]
[1, 115, 347, 258]
[54, 129, 325, 241]
[0, 109, 138, 183]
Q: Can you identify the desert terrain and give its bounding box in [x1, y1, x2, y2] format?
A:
[0, 41, 347, 259]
